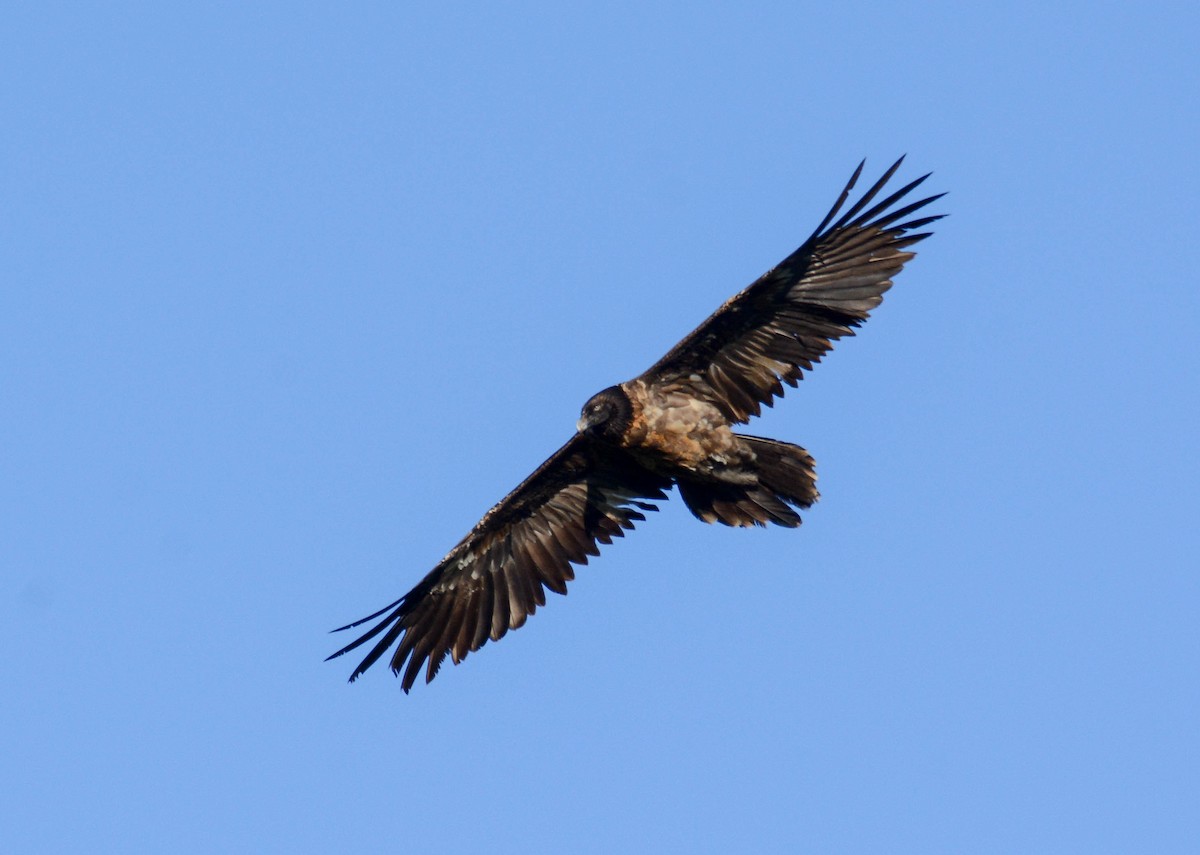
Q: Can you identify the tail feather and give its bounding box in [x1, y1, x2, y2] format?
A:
[677, 435, 819, 528]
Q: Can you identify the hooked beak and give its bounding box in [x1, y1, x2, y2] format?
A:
[577, 411, 601, 433]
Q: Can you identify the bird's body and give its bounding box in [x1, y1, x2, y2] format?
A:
[600, 380, 745, 474]
[328, 158, 944, 691]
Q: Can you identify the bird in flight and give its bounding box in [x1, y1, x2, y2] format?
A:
[328, 158, 943, 692]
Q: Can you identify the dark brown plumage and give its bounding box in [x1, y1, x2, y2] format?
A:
[328, 158, 943, 691]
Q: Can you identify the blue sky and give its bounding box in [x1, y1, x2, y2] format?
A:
[4, 4, 1198, 853]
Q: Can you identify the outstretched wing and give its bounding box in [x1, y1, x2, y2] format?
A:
[641, 158, 944, 423]
[327, 434, 671, 691]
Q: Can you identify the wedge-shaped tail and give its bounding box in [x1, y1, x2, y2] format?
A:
[677, 435, 818, 527]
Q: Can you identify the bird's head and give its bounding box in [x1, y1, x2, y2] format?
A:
[577, 385, 632, 441]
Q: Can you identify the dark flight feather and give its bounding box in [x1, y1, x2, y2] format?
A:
[327, 434, 670, 690]
[643, 155, 944, 422]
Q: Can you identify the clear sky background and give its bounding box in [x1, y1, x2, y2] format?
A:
[4, 4, 1198, 853]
